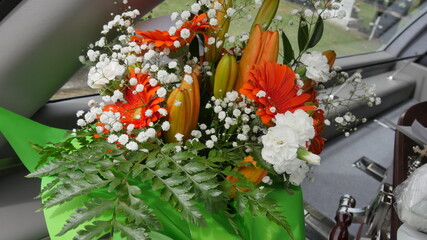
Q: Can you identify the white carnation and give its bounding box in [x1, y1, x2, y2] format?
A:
[274, 110, 315, 146]
[300, 51, 330, 83]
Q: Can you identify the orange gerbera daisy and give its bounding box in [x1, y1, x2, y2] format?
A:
[131, 13, 210, 51]
[131, 29, 181, 50]
[240, 62, 316, 125]
[103, 69, 165, 129]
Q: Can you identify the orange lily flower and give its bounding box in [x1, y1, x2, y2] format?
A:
[240, 62, 316, 125]
[234, 25, 279, 91]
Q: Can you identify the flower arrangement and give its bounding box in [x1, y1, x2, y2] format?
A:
[28, 0, 380, 239]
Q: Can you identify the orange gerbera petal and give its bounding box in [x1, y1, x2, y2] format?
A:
[240, 62, 316, 125]
[131, 13, 211, 51]
[102, 69, 165, 129]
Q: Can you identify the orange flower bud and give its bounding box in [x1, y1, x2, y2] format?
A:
[234, 25, 279, 91]
[180, 71, 200, 132]
[214, 54, 238, 98]
[164, 88, 192, 143]
[322, 50, 336, 68]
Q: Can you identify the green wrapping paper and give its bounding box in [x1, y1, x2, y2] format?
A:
[0, 107, 305, 240]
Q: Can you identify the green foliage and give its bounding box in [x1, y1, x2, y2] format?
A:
[29, 128, 292, 239]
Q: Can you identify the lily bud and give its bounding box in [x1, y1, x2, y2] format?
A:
[214, 54, 238, 98]
[234, 25, 279, 90]
[205, 0, 232, 62]
[322, 50, 336, 69]
[251, 0, 279, 31]
[164, 88, 192, 143]
[297, 148, 321, 165]
[180, 71, 200, 132]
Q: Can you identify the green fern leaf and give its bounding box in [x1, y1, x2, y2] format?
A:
[117, 201, 161, 229]
[26, 161, 61, 178]
[57, 199, 113, 236]
[74, 221, 111, 240]
[114, 221, 149, 240]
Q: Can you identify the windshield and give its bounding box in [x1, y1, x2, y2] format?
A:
[50, 0, 427, 100]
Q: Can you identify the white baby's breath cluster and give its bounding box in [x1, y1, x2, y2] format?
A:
[191, 91, 266, 152]
[318, 68, 381, 135]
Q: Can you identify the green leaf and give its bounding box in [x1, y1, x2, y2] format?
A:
[172, 152, 195, 161]
[117, 201, 161, 229]
[26, 161, 61, 178]
[57, 199, 113, 236]
[298, 18, 309, 53]
[234, 192, 247, 216]
[161, 143, 180, 154]
[182, 161, 206, 174]
[75, 221, 111, 240]
[43, 181, 108, 209]
[192, 172, 216, 182]
[164, 175, 187, 186]
[114, 221, 149, 240]
[132, 163, 146, 178]
[128, 185, 141, 195]
[281, 31, 294, 65]
[307, 17, 324, 49]
[185, 140, 206, 151]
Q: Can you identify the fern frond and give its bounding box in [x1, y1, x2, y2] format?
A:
[57, 199, 113, 236]
[75, 221, 111, 240]
[113, 221, 149, 240]
[117, 201, 160, 229]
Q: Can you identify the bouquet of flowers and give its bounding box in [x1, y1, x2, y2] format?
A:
[26, 0, 380, 239]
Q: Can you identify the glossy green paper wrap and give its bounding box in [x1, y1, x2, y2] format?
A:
[0, 107, 305, 240]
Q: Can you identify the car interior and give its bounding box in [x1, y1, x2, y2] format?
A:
[0, 0, 426, 239]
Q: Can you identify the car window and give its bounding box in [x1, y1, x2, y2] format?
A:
[50, 0, 427, 100]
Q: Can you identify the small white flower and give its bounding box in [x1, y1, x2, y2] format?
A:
[76, 110, 84, 117]
[175, 133, 184, 142]
[184, 74, 193, 84]
[324, 119, 331, 126]
[199, 124, 207, 130]
[145, 109, 153, 117]
[158, 108, 167, 116]
[191, 130, 202, 138]
[208, 37, 215, 45]
[112, 122, 123, 132]
[191, 3, 201, 12]
[126, 141, 138, 151]
[180, 28, 191, 39]
[149, 78, 158, 86]
[335, 117, 344, 124]
[214, 106, 222, 113]
[209, 18, 218, 26]
[173, 41, 181, 48]
[156, 87, 167, 97]
[118, 134, 129, 145]
[168, 61, 177, 69]
[181, 11, 191, 21]
[107, 134, 119, 143]
[168, 26, 177, 35]
[207, 9, 216, 18]
[233, 109, 241, 117]
[184, 65, 192, 74]
[226, 8, 236, 17]
[171, 12, 179, 21]
[129, 78, 138, 86]
[161, 121, 170, 131]
[218, 111, 226, 120]
[206, 140, 214, 148]
[77, 119, 86, 127]
[136, 84, 144, 92]
[256, 90, 267, 98]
